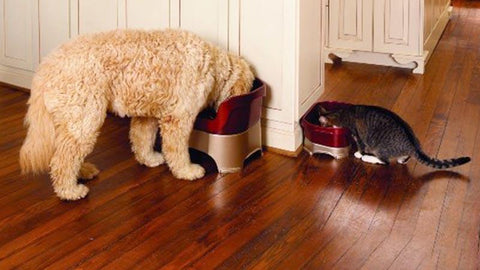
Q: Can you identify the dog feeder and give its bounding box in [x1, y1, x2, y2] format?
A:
[189, 78, 266, 173]
[300, 101, 352, 159]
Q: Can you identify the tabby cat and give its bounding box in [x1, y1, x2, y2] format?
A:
[318, 105, 471, 169]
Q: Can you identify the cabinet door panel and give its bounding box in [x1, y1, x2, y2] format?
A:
[39, 0, 71, 59]
[178, 0, 228, 49]
[374, 0, 421, 55]
[328, 0, 373, 51]
[0, 0, 36, 70]
[79, 0, 118, 34]
[126, 0, 170, 29]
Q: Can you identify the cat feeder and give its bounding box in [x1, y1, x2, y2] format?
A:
[189, 78, 266, 173]
[301, 101, 352, 159]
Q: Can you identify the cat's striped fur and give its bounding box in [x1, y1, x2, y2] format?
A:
[318, 105, 470, 169]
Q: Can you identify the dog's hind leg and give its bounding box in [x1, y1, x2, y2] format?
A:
[49, 99, 107, 200]
[129, 117, 164, 167]
[159, 114, 205, 180]
[50, 135, 92, 200]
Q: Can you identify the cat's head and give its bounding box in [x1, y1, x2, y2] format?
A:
[318, 106, 343, 127]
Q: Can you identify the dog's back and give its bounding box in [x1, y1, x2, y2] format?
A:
[36, 29, 220, 117]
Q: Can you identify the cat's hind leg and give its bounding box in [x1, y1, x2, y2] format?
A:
[397, 156, 411, 164]
[351, 133, 367, 159]
[354, 151, 363, 159]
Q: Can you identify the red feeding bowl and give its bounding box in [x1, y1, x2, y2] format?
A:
[189, 78, 266, 173]
[194, 78, 266, 135]
[301, 101, 352, 158]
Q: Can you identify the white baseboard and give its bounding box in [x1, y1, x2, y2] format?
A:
[261, 118, 303, 153]
[0, 65, 34, 89]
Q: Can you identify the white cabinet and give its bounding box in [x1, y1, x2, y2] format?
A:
[176, 0, 229, 49]
[0, 0, 38, 88]
[373, 0, 421, 55]
[38, 0, 172, 59]
[328, 0, 373, 51]
[238, 0, 324, 153]
[0, 0, 38, 71]
[78, 0, 119, 34]
[0, 0, 325, 154]
[326, 0, 451, 74]
[39, 0, 70, 59]
[125, 0, 170, 30]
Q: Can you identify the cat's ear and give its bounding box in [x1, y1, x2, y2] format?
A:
[318, 105, 329, 115]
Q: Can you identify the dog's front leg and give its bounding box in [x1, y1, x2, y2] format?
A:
[159, 114, 205, 180]
[129, 117, 164, 167]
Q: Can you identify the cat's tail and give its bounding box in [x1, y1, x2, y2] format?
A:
[414, 149, 471, 169]
[19, 81, 56, 174]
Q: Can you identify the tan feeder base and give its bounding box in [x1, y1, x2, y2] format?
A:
[189, 121, 262, 173]
[303, 137, 350, 159]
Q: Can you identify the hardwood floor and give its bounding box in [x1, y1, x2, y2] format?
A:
[1, 1, 479, 269]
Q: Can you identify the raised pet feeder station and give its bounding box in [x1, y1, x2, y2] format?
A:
[301, 101, 352, 159]
[189, 78, 266, 173]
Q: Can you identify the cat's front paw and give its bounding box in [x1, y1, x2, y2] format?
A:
[361, 155, 386, 165]
[354, 151, 363, 159]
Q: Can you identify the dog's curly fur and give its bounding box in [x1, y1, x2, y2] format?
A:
[19, 29, 254, 200]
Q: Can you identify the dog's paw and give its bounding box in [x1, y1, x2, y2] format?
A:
[79, 162, 100, 180]
[141, 152, 165, 167]
[55, 184, 89, 201]
[172, 164, 205, 181]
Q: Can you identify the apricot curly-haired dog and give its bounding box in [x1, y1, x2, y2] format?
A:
[19, 29, 254, 200]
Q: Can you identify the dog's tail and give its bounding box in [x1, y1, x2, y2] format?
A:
[19, 82, 56, 174]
